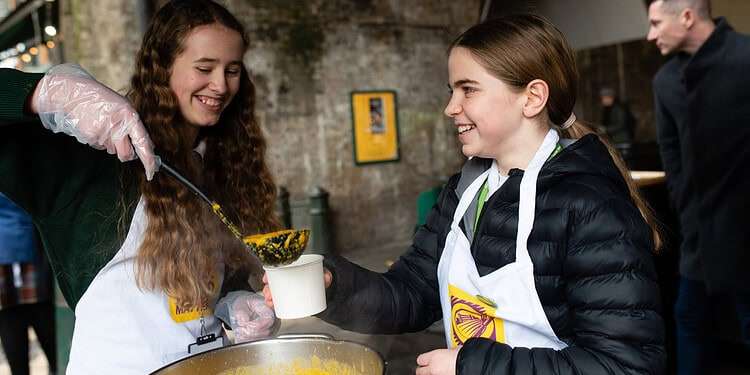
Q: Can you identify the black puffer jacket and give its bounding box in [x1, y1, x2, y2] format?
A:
[319, 134, 666, 374]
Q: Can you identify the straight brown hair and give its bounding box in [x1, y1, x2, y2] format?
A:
[450, 14, 662, 250]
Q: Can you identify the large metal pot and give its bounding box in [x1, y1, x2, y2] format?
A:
[151, 334, 385, 375]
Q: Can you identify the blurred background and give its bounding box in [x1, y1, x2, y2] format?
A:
[1, 0, 749, 374]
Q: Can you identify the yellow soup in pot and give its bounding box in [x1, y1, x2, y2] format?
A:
[219, 355, 361, 375]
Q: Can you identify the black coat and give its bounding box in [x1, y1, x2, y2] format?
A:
[320, 135, 666, 374]
[653, 53, 701, 281]
[653, 18, 750, 293]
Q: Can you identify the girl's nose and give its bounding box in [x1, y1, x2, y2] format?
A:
[444, 96, 462, 117]
[209, 72, 228, 94]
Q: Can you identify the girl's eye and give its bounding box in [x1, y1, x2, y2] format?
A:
[226, 69, 241, 76]
[463, 86, 477, 94]
[196, 67, 211, 73]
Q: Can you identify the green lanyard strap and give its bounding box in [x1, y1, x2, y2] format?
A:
[474, 181, 490, 231]
[473, 143, 563, 234]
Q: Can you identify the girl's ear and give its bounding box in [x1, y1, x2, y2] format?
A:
[523, 79, 549, 119]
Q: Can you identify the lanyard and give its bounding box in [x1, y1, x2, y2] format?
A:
[473, 143, 563, 234]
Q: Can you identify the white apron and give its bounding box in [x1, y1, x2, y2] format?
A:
[66, 198, 223, 374]
[437, 129, 567, 350]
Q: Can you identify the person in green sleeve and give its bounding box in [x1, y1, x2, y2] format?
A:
[0, 1, 281, 373]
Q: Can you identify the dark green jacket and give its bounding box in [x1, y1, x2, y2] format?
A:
[0, 68, 138, 308]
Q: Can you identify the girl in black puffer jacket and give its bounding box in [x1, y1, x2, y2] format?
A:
[265, 14, 666, 375]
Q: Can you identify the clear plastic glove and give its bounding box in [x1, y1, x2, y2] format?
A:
[215, 291, 278, 343]
[33, 63, 158, 180]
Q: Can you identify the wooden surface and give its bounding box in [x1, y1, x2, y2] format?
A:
[630, 170, 666, 187]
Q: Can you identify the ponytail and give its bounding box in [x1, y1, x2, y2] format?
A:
[560, 121, 663, 251]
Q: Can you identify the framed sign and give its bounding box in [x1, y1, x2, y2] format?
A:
[350, 90, 400, 165]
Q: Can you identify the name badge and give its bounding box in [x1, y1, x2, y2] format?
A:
[168, 298, 213, 323]
[168, 277, 219, 323]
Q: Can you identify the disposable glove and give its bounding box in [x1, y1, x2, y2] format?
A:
[33, 63, 158, 180]
[215, 291, 278, 343]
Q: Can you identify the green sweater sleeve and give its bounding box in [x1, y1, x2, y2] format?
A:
[0, 68, 44, 123]
[0, 70, 140, 307]
[0, 121, 139, 308]
[0, 121, 140, 308]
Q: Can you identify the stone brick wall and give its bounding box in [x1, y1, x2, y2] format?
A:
[61, 0, 480, 253]
[59, 0, 143, 92]
[230, 0, 480, 252]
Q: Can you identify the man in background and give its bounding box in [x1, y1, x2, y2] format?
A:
[648, 0, 750, 374]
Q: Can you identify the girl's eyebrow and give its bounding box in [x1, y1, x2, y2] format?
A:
[450, 79, 480, 88]
[192, 57, 242, 65]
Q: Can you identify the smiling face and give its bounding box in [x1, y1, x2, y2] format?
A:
[444, 47, 526, 159]
[169, 23, 244, 128]
[647, 1, 689, 55]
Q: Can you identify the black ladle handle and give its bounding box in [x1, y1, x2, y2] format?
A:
[155, 156, 245, 242]
[156, 157, 212, 205]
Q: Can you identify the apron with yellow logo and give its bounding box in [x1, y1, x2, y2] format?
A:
[167, 275, 219, 323]
[67, 198, 224, 374]
[437, 129, 567, 350]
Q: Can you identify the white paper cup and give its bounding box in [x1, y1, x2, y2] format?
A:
[263, 254, 326, 319]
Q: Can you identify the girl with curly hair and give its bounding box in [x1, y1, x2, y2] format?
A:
[0, 0, 278, 372]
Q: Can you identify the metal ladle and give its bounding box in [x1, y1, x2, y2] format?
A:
[156, 157, 302, 266]
[157, 158, 244, 239]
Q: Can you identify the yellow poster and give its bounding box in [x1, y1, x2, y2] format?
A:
[351, 91, 400, 164]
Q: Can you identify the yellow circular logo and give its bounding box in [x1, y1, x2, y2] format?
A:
[450, 295, 501, 346]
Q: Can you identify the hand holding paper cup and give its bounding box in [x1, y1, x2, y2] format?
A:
[262, 254, 327, 319]
[246, 229, 326, 319]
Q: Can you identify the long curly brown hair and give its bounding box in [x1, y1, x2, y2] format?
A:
[126, 0, 279, 308]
